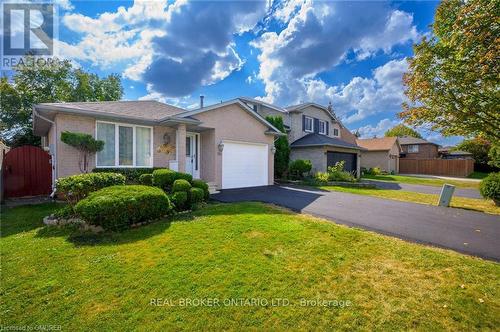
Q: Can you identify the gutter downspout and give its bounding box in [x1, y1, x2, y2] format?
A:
[34, 109, 57, 197]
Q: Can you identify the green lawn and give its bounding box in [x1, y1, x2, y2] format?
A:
[362, 174, 480, 189]
[320, 186, 499, 215]
[468, 171, 491, 180]
[1, 203, 499, 330]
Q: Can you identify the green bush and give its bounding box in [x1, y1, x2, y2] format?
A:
[152, 169, 193, 190]
[327, 161, 356, 182]
[56, 172, 126, 207]
[364, 167, 382, 176]
[190, 187, 204, 204]
[139, 173, 153, 186]
[54, 205, 75, 219]
[289, 159, 312, 179]
[479, 173, 500, 203]
[75, 185, 172, 230]
[192, 179, 209, 200]
[171, 191, 188, 211]
[92, 167, 164, 182]
[172, 179, 191, 193]
[314, 172, 329, 184]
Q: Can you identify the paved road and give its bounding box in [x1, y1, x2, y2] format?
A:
[363, 180, 482, 199]
[212, 185, 500, 261]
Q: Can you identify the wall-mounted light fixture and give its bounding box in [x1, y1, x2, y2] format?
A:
[218, 142, 224, 152]
[271, 146, 277, 154]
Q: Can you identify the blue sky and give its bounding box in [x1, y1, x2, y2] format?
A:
[17, 0, 463, 145]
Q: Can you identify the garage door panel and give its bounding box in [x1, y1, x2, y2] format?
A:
[222, 142, 268, 189]
[327, 152, 357, 173]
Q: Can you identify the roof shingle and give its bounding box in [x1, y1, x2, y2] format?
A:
[356, 137, 398, 151]
[291, 133, 362, 150]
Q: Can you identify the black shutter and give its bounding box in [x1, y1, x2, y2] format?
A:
[314, 118, 319, 134]
[302, 115, 306, 131]
[326, 122, 329, 136]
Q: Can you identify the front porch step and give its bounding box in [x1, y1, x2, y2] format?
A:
[207, 182, 220, 195]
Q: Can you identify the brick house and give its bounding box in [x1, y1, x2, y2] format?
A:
[399, 136, 439, 159]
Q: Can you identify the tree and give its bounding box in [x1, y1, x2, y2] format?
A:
[60, 131, 104, 173]
[455, 137, 491, 166]
[0, 57, 123, 147]
[265, 116, 290, 178]
[400, 0, 500, 142]
[384, 124, 422, 138]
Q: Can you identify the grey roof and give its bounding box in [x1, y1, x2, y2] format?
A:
[290, 133, 363, 150]
[398, 136, 438, 146]
[238, 97, 287, 113]
[445, 150, 473, 156]
[38, 100, 186, 121]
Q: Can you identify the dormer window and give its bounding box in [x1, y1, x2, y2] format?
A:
[304, 116, 314, 132]
[318, 120, 327, 135]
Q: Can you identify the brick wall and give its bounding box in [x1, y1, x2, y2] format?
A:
[401, 144, 438, 159]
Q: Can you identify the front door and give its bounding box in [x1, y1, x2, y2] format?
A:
[185, 133, 200, 178]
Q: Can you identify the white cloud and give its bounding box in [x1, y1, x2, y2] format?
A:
[356, 118, 400, 138]
[251, 1, 419, 109]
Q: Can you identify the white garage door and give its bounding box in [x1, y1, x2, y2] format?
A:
[222, 141, 268, 189]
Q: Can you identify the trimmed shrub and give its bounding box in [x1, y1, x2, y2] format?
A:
[139, 173, 153, 186]
[92, 167, 164, 182]
[56, 172, 126, 207]
[190, 187, 204, 204]
[479, 172, 500, 204]
[152, 169, 193, 190]
[171, 191, 188, 211]
[54, 205, 75, 219]
[75, 185, 172, 230]
[192, 179, 210, 200]
[172, 179, 191, 193]
[289, 159, 312, 179]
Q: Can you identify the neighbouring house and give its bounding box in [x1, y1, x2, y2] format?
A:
[356, 137, 402, 173]
[32, 99, 283, 190]
[240, 98, 363, 177]
[399, 136, 439, 159]
[438, 147, 473, 160]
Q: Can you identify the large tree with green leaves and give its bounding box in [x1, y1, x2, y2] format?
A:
[265, 116, 290, 178]
[0, 57, 123, 147]
[455, 137, 491, 166]
[384, 124, 422, 139]
[400, 0, 499, 142]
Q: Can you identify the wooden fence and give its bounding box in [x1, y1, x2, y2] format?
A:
[399, 158, 474, 177]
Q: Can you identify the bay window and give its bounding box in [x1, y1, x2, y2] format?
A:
[96, 121, 153, 167]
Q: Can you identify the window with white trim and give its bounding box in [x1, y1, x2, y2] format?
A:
[318, 120, 327, 135]
[407, 144, 419, 153]
[96, 121, 153, 167]
[304, 116, 313, 132]
[333, 128, 339, 136]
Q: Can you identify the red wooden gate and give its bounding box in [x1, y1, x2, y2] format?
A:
[2, 145, 52, 198]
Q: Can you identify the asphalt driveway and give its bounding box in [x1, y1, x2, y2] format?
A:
[363, 179, 482, 199]
[212, 185, 500, 261]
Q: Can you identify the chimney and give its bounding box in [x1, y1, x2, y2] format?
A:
[200, 95, 205, 108]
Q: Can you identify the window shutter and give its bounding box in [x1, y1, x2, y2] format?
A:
[326, 122, 329, 136]
[302, 115, 306, 131]
[314, 118, 319, 134]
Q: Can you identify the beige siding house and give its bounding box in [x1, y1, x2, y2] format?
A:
[356, 137, 401, 173]
[33, 99, 283, 190]
[240, 98, 363, 177]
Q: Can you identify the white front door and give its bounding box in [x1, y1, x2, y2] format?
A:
[185, 133, 200, 178]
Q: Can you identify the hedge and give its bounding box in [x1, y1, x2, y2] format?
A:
[172, 179, 191, 193]
[152, 170, 193, 190]
[75, 185, 172, 230]
[189, 187, 204, 205]
[171, 191, 188, 211]
[480, 172, 500, 204]
[192, 179, 210, 200]
[56, 172, 126, 206]
[92, 167, 164, 182]
[139, 173, 153, 186]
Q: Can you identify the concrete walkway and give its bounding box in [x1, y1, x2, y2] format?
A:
[363, 179, 482, 199]
[212, 185, 500, 261]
